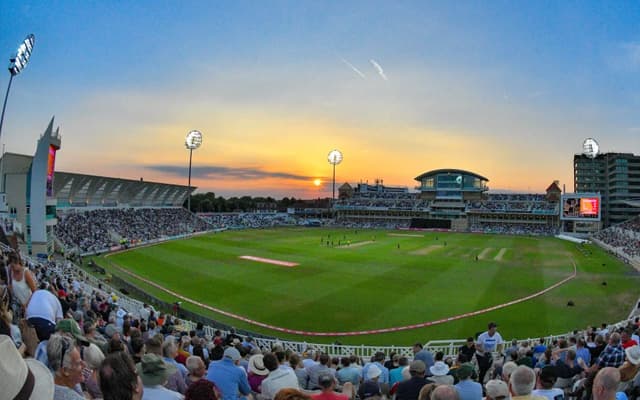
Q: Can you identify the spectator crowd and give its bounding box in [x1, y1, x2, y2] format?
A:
[55, 208, 213, 254]
[593, 217, 640, 260]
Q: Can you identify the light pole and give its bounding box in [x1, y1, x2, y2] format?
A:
[0, 34, 35, 141]
[327, 149, 343, 205]
[185, 130, 203, 213]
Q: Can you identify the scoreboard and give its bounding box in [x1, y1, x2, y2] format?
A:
[561, 194, 601, 221]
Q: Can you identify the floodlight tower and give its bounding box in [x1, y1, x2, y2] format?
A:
[327, 149, 343, 205]
[185, 130, 203, 213]
[0, 34, 35, 141]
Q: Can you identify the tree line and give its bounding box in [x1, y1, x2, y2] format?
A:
[184, 192, 313, 213]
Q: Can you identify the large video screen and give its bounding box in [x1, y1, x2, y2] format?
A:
[561, 194, 601, 221]
[46, 144, 57, 197]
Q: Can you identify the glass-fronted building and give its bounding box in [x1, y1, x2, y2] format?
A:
[574, 153, 640, 227]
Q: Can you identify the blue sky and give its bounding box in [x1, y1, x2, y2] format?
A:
[1, 1, 639, 198]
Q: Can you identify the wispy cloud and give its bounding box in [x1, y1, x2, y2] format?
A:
[369, 59, 388, 81]
[341, 58, 366, 79]
[146, 164, 318, 182]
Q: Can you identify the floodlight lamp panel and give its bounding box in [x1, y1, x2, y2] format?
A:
[8, 34, 35, 76]
[582, 138, 599, 159]
[327, 149, 343, 165]
[185, 130, 203, 150]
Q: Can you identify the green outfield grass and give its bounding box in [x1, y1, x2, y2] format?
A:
[95, 228, 640, 345]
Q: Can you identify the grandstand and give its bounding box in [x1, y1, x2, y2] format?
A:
[336, 169, 560, 234]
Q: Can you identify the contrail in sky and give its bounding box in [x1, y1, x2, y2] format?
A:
[369, 59, 388, 81]
[340, 58, 366, 78]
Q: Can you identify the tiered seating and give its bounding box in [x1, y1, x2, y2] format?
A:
[54, 207, 212, 253]
[593, 217, 640, 258]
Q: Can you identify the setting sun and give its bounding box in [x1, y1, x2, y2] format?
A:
[313, 179, 321, 187]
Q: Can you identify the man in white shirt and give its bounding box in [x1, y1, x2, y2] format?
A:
[261, 353, 299, 400]
[477, 322, 504, 354]
[26, 288, 63, 341]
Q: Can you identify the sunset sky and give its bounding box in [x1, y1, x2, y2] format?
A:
[1, 1, 639, 199]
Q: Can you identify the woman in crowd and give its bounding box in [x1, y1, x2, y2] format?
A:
[8, 251, 37, 315]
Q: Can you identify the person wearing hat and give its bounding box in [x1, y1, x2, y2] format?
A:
[361, 352, 390, 386]
[248, 353, 270, 393]
[137, 353, 183, 399]
[47, 333, 87, 400]
[56, 318, 91, 347]
[206, 346, 251, 400]
[395, 360, 430, 400]
[454, 363, 482, 400]
[485, 380, 509, 400]
[261, 352, 300, 400]
[0, 334, 54, 399]
[146, 333, 188, 395]
[531, 366, 564, 400]
[618, 345, 640, 391]
[429, 361, 454, 385]
[358, 364, 384, 400]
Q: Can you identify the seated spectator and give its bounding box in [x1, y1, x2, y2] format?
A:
[485, 380, 509, 400]
[99, 351, 143, 400]
[290, 353, 309, 390]
[509, 366, 545, 400]
[430, 361, 454, 385]
[261, 352, 299, 400]
[621, 330, 638, 349]
[432, 385, 460, 400]
[47, 333, 86, 400]
[186, 355, 208, 387]
[358, 364, 383, 400]
[136, 353, 183, 399]
[396, 360, 431, 400]
[618, 345, 640, 392]
[454, 363, 482, 400]
[0, 334, 54, 399]
[206, 347, 251, 400]
[310, 372, 352, 400]
[274, 388, 312, 400]
[248, 353, 270, 393]
[82, 343, 105, 399]
[186, 379, 220, 400]
[389, 357, 409, 386]
[147, 333, 187, 395]
[592, 367, 620, 400]
[337, 356, 361, 388]
[531, 366, 564, 400]
[308, 353, 335, 390]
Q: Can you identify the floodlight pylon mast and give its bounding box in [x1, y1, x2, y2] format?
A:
[187, 147, 194, 212]
[0, 74, 14, 141]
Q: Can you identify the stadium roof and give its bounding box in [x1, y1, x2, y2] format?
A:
[414, 169, 489, 182]
[54, 171, 193, 208]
